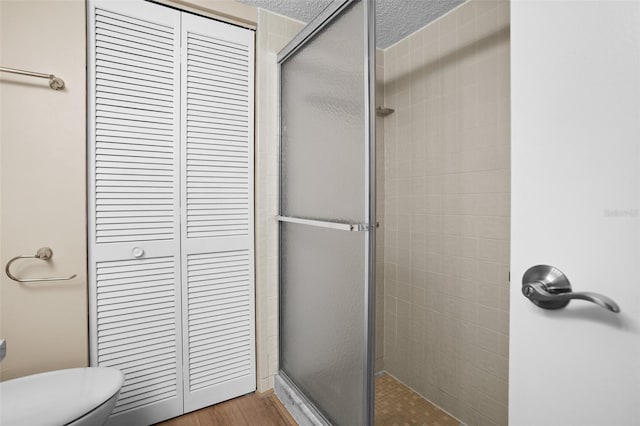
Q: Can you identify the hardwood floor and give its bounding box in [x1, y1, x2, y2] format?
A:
[155, 392, 297, 426]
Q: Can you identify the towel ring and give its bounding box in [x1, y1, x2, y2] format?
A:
[5, 247, 77, 283]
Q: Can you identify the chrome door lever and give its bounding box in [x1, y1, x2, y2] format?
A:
[522, 265, 620, 313]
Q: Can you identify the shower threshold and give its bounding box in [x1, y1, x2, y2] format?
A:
[275, 371, 463, 425]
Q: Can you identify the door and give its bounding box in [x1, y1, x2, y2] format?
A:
[510, 2, 640, 425]
[88, 1, 256, 424]
[277, 0, 376, 424]
[179, 12, 256, 413]
[87, 2, 183, 424]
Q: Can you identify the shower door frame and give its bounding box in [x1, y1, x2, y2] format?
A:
[276, 0, 377, 423]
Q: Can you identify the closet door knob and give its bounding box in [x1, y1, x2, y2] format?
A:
[132, 247, 145, 258]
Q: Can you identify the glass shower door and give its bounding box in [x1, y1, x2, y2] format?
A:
[277, 0, 375, 424]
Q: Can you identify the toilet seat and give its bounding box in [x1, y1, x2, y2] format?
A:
[0, 367, 124, 426]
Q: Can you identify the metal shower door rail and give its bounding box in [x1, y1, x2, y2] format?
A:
[277, 0, 357, 63]
[276, 215, 370, 232]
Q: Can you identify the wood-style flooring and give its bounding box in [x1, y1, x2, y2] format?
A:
[156, 374, 459, 425]
[155, 391, 296, 426]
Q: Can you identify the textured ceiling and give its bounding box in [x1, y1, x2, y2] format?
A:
[238, 0, 466, 49]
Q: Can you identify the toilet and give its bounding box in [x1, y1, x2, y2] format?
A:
[0, 367, 124, 426]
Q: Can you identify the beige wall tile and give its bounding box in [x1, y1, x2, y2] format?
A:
[381, 0, 509, 424]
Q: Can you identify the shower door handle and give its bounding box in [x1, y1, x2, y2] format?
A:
[521, 265, 620, 313]
[276, 215, 370, 232]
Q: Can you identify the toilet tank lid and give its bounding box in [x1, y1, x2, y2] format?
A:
[0, 367, 124, 426]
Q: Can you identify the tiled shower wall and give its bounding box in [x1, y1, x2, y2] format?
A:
[381, 0, 510, 425]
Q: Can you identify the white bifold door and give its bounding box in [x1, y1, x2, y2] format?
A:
[87, 1, 255, 424]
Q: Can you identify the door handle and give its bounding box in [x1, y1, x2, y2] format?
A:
[521, 265, 620, 313]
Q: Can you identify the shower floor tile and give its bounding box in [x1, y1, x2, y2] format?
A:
[375, 373, 460, 426]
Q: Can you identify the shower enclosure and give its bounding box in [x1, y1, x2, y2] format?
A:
[276, 0, 376, 424]
[276, 0, 510, 424]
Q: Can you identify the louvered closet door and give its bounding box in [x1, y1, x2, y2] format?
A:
[180, 13, 256, 412]
[87, 1, 183, 425]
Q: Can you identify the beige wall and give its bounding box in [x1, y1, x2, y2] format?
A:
[381, 0, 510, 424]
[0, 0, 88, 380]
